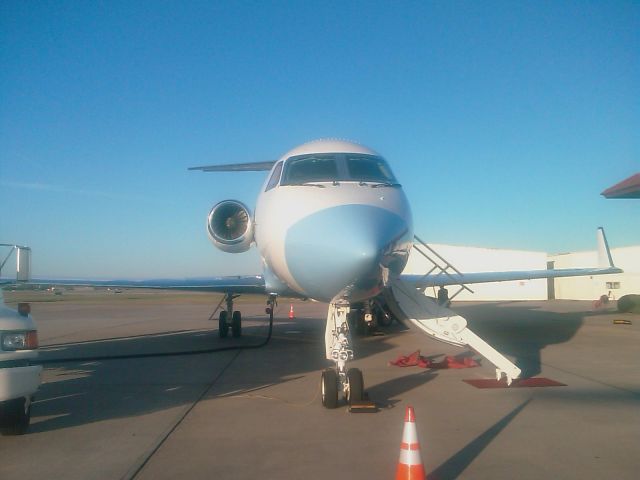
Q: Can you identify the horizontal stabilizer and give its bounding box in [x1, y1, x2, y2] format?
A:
[189, 161, 276, 172]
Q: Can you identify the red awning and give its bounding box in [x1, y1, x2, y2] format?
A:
[601, 173, 640, 199]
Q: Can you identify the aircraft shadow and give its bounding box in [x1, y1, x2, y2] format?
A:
[453, 302, 600, 378]
[365, 371, 437, 408]
[29, 313, 415, 433]
[27, 301, 605, 433]
[429, 398, 532, 480]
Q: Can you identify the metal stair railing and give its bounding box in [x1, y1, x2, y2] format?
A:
[412, 235, 473, 302]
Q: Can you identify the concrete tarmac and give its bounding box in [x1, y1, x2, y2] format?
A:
[1, 291, 638, 479]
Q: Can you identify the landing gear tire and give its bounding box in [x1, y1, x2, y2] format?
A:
[321, 369, 338, 409]
[219, 311, 229, 338]
[0, 397, 31, 436]
[346, 368, 364, 404]
[231, 311, 242, 338]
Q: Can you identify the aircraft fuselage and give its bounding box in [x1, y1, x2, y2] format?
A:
[253, 140, 414, 303]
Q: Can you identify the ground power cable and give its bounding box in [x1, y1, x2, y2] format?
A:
[37, 305, 276, 365]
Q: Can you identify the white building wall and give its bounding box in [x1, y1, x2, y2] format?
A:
[403, 244, 548, 301]
[549, 246, 640, 301]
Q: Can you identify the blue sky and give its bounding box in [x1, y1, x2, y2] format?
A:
[1, 1, 638, 279]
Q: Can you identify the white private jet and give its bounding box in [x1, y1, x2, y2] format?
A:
[187, 139, 622, 407]
[6, 139, 623, 409]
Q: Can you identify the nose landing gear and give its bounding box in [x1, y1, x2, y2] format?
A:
[322, 302, 373, 411]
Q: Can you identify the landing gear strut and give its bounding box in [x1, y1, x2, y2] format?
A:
[218, 293, 242, 338]
[321, 302, 366, 409]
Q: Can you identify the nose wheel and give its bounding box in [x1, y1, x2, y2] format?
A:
[320, 367, 365, 409]
[321, 369, 338, 408]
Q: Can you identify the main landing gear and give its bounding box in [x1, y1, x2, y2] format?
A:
[349, 296, 396, 336]
[321, 303, 366, 409]
[218, 293, 242, 338]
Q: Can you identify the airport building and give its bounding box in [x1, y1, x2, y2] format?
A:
[404, 243, 640, 302]
[550, 245, 640, 301]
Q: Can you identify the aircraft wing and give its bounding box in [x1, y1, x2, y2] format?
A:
[188, 161, 276, 172]
[401, 266, 622, 288]
[16, 275, 267, 294]
[401, 227, 623, 288]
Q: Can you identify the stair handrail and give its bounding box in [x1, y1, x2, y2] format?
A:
[412, 235, 474, 295]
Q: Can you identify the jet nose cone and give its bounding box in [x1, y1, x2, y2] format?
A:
[285, 205, 412, 302]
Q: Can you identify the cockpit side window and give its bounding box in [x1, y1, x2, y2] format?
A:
[281, 155, 339, 184]
[265, 161, 283, 191]
[346, 155, 396, 183]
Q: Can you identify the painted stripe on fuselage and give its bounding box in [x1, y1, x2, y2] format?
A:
[285, 204, 411, 302]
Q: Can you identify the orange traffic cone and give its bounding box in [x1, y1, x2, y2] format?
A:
[289, 303, 295, 319]
[396, 406, 426, 480]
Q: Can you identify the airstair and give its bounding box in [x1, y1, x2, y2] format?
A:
[383, 237, 522, 384]
[411, 234, 473, 302]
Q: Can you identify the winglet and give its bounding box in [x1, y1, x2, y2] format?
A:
[597, 227, 615, 268]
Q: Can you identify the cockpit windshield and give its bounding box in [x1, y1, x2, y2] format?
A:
[280, 153, 397, 186]
[346, 155, 396, 183]
[281, 155, 339, 184]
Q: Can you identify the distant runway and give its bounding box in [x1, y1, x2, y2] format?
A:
[1, 291, 639, 480]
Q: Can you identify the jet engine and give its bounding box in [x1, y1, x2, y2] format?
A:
[206, 200, 254, 253]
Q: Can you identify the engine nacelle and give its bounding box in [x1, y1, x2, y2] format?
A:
[206, 200, 254, 253]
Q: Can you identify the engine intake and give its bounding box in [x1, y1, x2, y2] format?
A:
[207, 200, 254, 253]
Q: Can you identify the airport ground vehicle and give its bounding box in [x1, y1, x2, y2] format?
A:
[0, 291, 41, 435]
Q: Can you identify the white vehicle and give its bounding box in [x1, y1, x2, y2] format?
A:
[0, 291, 41, 435]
